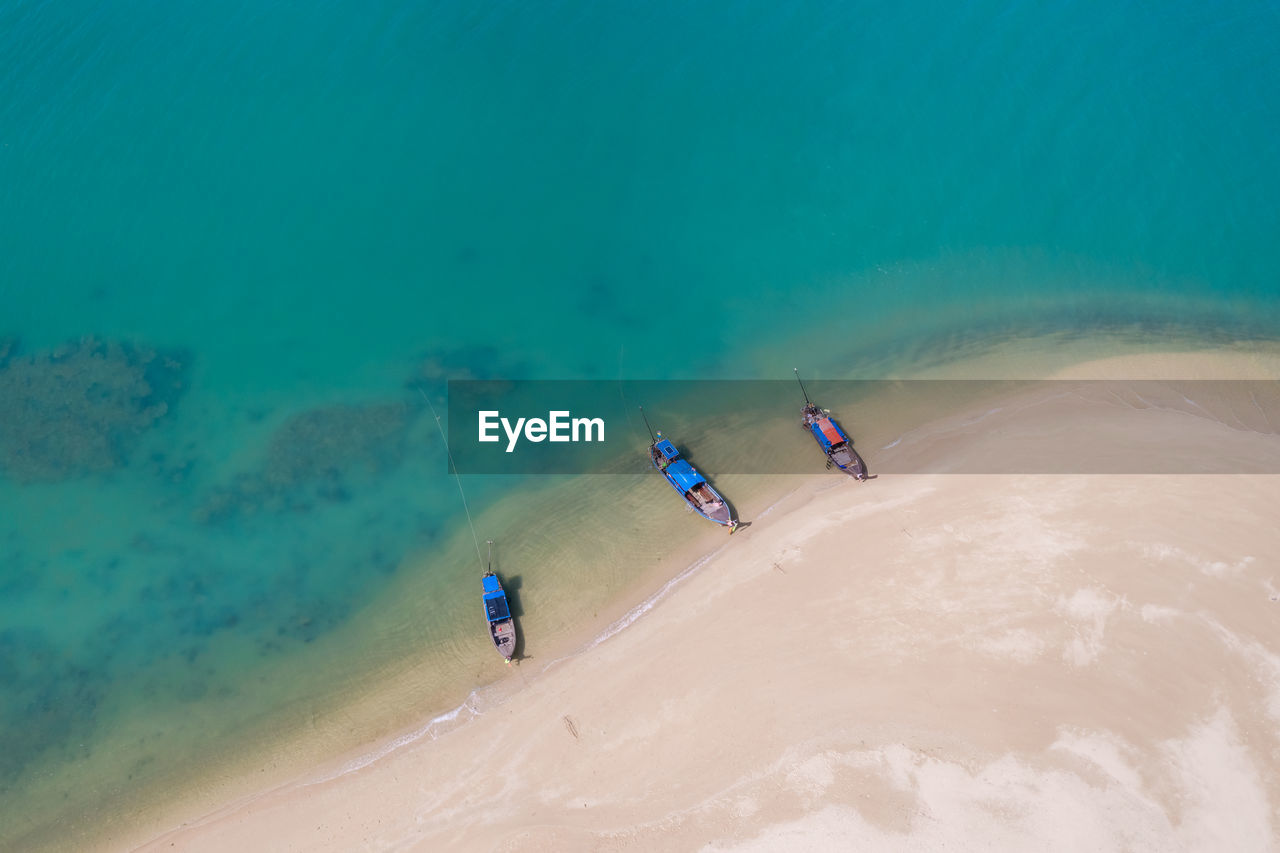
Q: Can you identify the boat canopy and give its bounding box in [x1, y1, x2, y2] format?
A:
[665, 459, 706, 493]
[485, 596, 511, 622]
[816, 417, 847, 448]
[482, 575, 511, 621]
[654, 438, 680, 461]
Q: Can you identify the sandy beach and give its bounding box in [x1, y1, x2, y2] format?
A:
[125, 349, 1280, 852]
[10, 0, 1280, 847]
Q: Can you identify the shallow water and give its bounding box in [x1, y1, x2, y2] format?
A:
[2, 0, 1279, 845]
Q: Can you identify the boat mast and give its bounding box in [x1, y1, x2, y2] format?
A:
[639, 405, 656, 444]
[794, 368, 812, 405]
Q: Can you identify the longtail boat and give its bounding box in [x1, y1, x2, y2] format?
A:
[481, 541, 516, 662]
[795, 369, 868, 481]
[640, 409, 736, 530]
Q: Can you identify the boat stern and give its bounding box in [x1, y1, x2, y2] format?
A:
[831, 445, 867, 480]
[706, 501, 734, 527]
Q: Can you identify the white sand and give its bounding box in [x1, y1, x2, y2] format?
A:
[130, 349, 1280, 852]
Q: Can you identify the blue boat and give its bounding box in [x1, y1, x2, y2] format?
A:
[481, 541, 516, 662]
[796, 369, 868, 481]
[645, 424, 736, 529]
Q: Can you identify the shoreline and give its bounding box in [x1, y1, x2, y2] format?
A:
[71, 336, 1280, 851]
[135, 458, 1280, 849]
[95, 480, 811, 852]
[9, 0, 1280, 844]
[124, 477, 840, 852]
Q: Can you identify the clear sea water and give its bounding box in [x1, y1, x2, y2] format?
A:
[2, 0, 1278, 845]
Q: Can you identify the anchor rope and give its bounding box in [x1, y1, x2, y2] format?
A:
[418, 386, 485, 573]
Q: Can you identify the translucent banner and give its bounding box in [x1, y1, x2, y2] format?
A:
[444, 380, 1280, 475]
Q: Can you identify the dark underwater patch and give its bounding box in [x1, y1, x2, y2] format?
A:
[0, 337, 188, 483]
[405, 343, 534, 411]
[194, 402, 414, 523]
[0, 628, 108, 787]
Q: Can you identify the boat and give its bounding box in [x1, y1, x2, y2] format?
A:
[641, 410, 736, 530]
[481, 542, 516, 663]
[795, 369, 868, 481]
[649, 433, 737, 527]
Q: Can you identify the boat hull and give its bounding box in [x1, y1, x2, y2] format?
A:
[482, 571, 518, 661]
[831, 445, 868, 480]
[803, 406, 867, 480]
[649, 442, 735, 527]
[490, 619, 516, 659]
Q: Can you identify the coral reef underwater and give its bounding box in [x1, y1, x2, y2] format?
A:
[195, 402, 416, 522]
[0, 337, 187, 482]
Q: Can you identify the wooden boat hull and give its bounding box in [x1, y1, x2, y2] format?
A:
[482, 571, 517, 661]
[803, 405, 867, 480]
[490, 619, 516, 659]
[829, 444, 868, 479]
[649, 438, 735, 528]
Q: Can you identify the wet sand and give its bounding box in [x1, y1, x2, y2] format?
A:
[128, 345, 1280, 851]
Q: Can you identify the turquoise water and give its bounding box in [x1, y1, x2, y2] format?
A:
[2, 0, 1279, 844]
